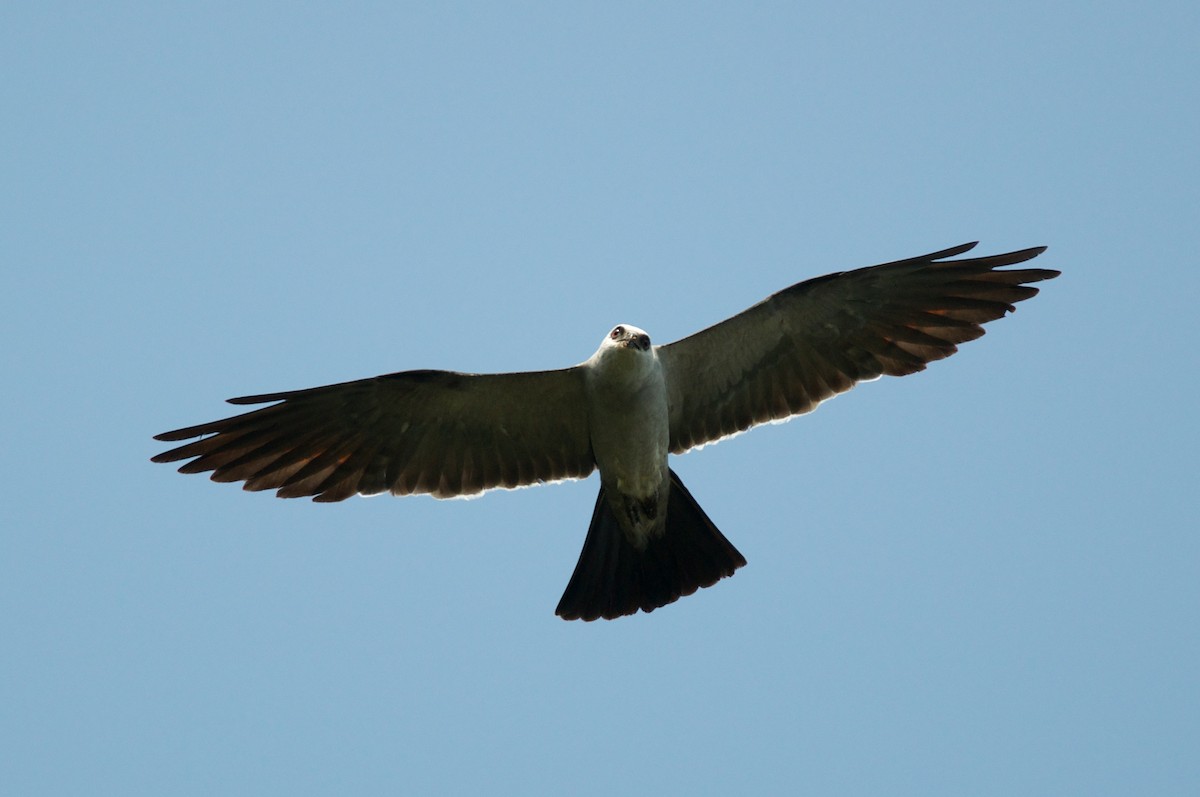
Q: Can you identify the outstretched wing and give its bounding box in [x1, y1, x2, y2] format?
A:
[658, 242, 1059, 453]
[152, 368, 595, 501]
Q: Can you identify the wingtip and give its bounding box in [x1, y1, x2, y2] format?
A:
[227, 394, 270, 405]
[149, 448, 182, 463]
[936, 241, 980, 259]
[937, 242, 1051, 265]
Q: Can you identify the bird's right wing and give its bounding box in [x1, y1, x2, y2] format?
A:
[658, 243, 1059, 453]
[152, 368, 595, 501]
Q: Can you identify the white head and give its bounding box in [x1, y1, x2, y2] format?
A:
[601, 324, 652, 353]
[586, 324, 659, 383]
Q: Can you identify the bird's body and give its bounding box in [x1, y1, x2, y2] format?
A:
[585, 325, 671, 544]
[153, 242, 1059, 620]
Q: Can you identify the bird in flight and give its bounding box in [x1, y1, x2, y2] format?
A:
[153, 242, 1058, 621]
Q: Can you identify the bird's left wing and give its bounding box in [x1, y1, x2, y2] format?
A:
[152, 368, 595, 501]
[657, 242, 1059, 454]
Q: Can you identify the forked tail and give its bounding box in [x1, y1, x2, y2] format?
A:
[555, 469, 746, 621]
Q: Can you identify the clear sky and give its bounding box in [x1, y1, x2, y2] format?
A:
[3, 3, 1197, 795]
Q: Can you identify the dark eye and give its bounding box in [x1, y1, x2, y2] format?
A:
[611, 326, 624, 339]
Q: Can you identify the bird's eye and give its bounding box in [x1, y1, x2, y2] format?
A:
[611, 326, 624, 339]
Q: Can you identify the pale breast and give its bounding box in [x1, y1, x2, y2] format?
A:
[584, 346, 671, 499]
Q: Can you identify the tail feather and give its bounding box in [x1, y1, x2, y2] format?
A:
[555, 470, 746, 621]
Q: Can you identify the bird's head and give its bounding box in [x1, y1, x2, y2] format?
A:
[602, 324, 652, 353]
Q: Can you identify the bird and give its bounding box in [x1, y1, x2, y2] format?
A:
[152, 242, 1059, 621]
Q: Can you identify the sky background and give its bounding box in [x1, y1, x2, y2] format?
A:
[3, 3, 1197, 795]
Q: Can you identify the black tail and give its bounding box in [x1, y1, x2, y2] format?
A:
[555, 470, 747, 621]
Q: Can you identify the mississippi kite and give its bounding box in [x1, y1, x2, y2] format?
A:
[153, 242, 1059, 620]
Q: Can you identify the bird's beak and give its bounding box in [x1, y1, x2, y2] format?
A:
[627, 334, 650, 351]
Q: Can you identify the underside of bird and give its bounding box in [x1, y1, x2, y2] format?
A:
[151, 242, 1059, 622]
[555, 470, 746, 621]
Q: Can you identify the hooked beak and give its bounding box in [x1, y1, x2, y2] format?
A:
[624, 333, 651, 352]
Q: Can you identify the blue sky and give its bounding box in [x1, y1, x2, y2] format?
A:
[3, 3, 1197, 795]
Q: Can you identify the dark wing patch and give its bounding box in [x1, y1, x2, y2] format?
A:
[658, 243, 1059, 453]
[153, 368, 595, 501]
